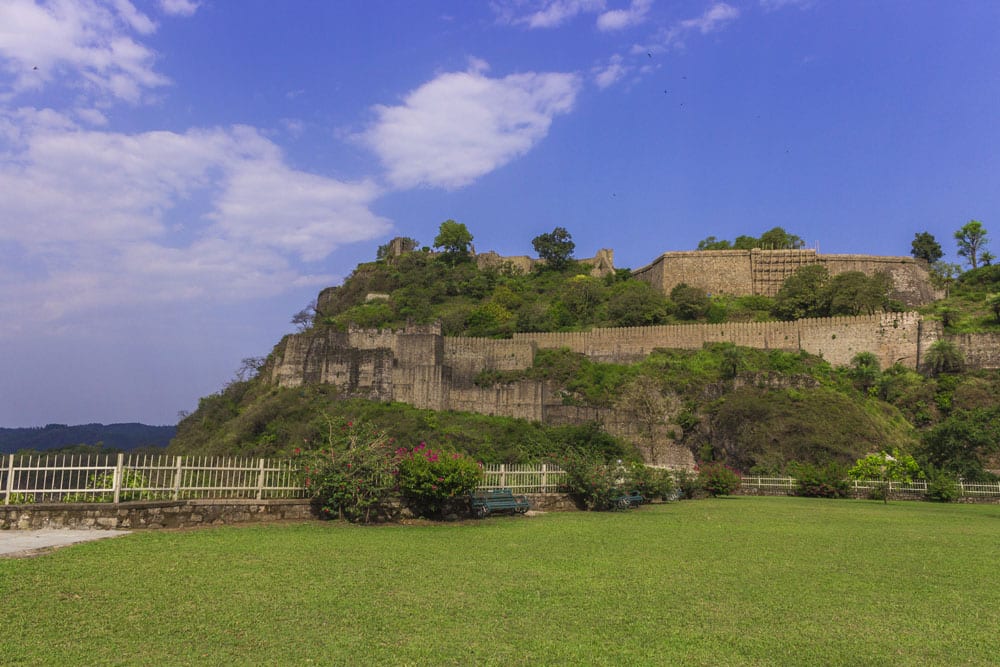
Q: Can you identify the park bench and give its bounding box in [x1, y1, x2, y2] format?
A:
[611, 490, 645, 510]
[469, 488, 531, 518]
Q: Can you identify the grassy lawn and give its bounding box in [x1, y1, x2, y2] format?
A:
[2, 497, 998, 666]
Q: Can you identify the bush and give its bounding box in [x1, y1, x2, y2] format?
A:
[558, 454, 626, 511]
[698, 462, 741, 497]
[397, 443, 483, 518]
[924, 467, 961, 503]
[294, 418, 399, 523]
[673, 469, 703, 500]
[627, 463, 676, 501]
[787, 461, 850, 498]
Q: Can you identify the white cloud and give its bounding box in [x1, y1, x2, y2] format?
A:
[0, 110, 391, 328]
[496, 0, 607, 29]
[159, 0, 200, 16]
[596, 0, 652, 32]
[0, 0, 171, 104]
[363, 61, 581, 190]
[593, 54, 629, 88]
[637, 2, 740, 54]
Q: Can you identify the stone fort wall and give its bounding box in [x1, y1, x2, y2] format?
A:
[631, 249, 941, 306]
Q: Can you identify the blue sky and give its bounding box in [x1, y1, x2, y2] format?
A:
[1, 0, 997, 427]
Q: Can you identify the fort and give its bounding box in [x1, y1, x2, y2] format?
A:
[269, 244, 986, 467]
[631, 249, 940, 305]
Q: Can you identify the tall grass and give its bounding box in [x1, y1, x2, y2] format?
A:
[2, 497, 997, 666]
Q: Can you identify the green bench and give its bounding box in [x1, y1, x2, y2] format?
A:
[612, 490, 645, 510]
[469, 488, 531, 518]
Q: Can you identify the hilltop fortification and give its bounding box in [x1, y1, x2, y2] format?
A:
[632, 249, 940, 306]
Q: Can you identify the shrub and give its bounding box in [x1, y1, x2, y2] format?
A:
[698, 462, 741, 497]
[924, 467, 961, 503]
[396, 443, 482, 518]
[4, 492, 35, 505]
[627, 463, 676, 501]
[294, 418, 400, 523]
[787, 461, 850, 498]
[558, 454, 625, 511]
[673, 469, 703, 500]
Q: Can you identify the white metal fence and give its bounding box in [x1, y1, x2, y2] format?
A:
[479, 463, 566, 493]
[4, 457, 999, 505]
[740, 476, 1000, 497]
[2, 454, 306, 504]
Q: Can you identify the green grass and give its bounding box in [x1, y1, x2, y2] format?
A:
[2, 497, 998, 666]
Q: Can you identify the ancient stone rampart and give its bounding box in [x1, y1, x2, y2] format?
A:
[632, 249, 941, 305]
[268, 315, 998, 468]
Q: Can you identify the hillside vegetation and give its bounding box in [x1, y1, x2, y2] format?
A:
[172, 225, 1000, 480]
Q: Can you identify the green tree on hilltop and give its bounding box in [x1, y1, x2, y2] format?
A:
[433, 220, 473, 264]
[910, 232, 943, 264]
[532, 226, 576, 270]
[954, 220, 988, 269]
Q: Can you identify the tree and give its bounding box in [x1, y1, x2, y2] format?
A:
[291, 300, 317, 332]
[772, 265, 830, 320]
[849, 352, 881, 394]
[606, 281, 668, 326]
[758, 226, 805, 250]
[433, 220, 473, 264]
[696, 236, 732, 250]
[670, 283, 710, 320]
[954, 219, 988, 269]
[532, 227, 575, 270]
[822, 271, 892, 316]
[922, 339, 964, 376]
[918, 407, 1000, 482]
[989, 294, 1000, 323]
[928, 261, 962, 295]
[910, 232, 943, 264]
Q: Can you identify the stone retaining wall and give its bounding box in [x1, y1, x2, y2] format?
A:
[0, 499, 316, 531]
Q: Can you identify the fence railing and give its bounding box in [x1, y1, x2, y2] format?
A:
[4, 457, 999, 505]
[740, 476, 1000, 497]
[480, 463, 566, 493]
[2, 454, 306, 504]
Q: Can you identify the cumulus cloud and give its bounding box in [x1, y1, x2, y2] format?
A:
[362, 60, 581, 190]
[0, 110, 391, 327]
[0, 0, 171, 104]
[596, 0, 652, 32]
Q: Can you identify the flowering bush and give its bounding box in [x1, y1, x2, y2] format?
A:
[294, 417, 399, 523]
[396, 443, 482, 518]
[698, 462, 741, 497]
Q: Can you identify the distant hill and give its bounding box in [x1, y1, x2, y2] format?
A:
[0, 423, 175, 454]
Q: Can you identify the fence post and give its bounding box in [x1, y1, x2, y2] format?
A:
[173, 456, 183, 501]
[113, 453, 124, 504]
[500, 464, 507, 489]
[4, 455, 13, 505]
[256, 459, 266, 500]
[541, 463, 547, 493]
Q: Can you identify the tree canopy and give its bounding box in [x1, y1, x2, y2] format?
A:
[954, 220, 988, 269]
[532, 227, 575, 269]
[910, 232, 943, 264]
[433, 220, 473, 262]
[696, 227, 804, 251]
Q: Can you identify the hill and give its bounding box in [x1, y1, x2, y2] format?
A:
[1, 423, 175, 455]
[170, 226, 1000, 480]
